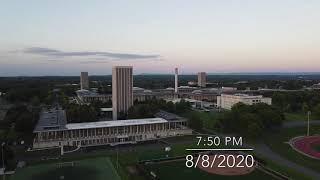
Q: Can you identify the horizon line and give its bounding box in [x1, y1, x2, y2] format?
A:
[1, 71, 320, 77]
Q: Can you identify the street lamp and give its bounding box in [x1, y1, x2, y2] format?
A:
[1, 142, 5, 180]
[307, 111, 311, 136]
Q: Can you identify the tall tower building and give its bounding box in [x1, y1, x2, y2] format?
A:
[112, 66, 133, 120]
[80, 72, 89, 90]
[174, 68, 178, 93]
[198, 72, 207, 87]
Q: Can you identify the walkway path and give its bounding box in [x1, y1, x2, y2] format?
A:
[254, 143, 320, 179]
[283, 120, 320, 128]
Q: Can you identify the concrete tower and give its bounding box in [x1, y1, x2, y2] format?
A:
[197, 72, 207, 87]
[112, 66, 133, 120]
[80, 72, 89, 90]
[174, 68, 178, 93]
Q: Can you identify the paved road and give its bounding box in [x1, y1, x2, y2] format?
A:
[204, 122, 320, 179]
[253, 120, 320, 179]
[254, 143, 320, 179]
[283, 120, 320, 128]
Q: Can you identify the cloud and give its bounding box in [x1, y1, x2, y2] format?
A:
[23, 47, 160, 60]
[79, 61, 110, 64]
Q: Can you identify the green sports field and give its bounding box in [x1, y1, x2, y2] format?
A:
[144, 160, 274, 180]
[265, 125, 320, 173]
[10, 157, 120, 180]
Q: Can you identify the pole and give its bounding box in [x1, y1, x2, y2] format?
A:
[1, 143, 5, 180]
[307, 111, 311, 136]
[116, 146, 119, 169]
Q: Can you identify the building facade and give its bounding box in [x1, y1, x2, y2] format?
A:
[112, 66, 133, 120]
[217, 93, 272, 110]
[33, 109, 192, 150]
[197, 72, 207, 87]
[80, 72, 89, 90]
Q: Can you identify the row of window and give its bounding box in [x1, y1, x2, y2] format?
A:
[37, 122, 187, 141]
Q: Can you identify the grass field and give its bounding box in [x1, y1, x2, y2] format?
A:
[284, 112, 316, 121]
[144, 160, 273, 180]
[108, 135, 246, 180]
[265, 125, 320, 172]
[10, 157, 120, 180]
[11, 135, 315, 180]
[312, 144, 320, 152]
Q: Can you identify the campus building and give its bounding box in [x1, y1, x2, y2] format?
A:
[112, 66, 133, 120]
[198, 72, 207, 87]
[76, 90, 112, 104]
[308, 83, 320, 90]
[76, 86, 217, 105]
[80, 72, 89, 90]
[217, 93, 272, 110]
[33, 108, 191, 150]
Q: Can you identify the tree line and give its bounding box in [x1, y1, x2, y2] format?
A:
[216, 103, 284, 139]
[268, 90, 320, 118]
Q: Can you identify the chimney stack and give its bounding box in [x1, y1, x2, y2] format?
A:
[174, 68, 178, 93]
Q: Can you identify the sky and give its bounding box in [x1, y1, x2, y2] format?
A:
[0, 0, 320, 76]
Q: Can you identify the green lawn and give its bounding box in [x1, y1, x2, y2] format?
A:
[312, 144, 320, 152]
[144, 160, 273, 180]
[10, 157, 120, 180]
[284, 112, 315, 121]
[253, 153, 312, 180]
[12, 134, 315, 180]
[264, 126, 320, 172]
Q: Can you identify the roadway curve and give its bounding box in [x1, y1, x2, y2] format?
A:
[282, 120, 320, 128]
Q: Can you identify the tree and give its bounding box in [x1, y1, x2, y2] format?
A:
[30, 96, 40, 106]
[1, 105, 38, 137]
[6, 127, 18, 142]
[165, 102, 175, 113]
[175, 99, 191, 113]
[217, 103, 283, 139]
[302, 102, 310, 113]
[0, 145, 16, 170]
[66, 104, 98, 123]
[128, 104, 154, 119]
[15, 111, 34, 133]
[188, 112, 203, 131]
[247, 122, 263, 139]
[313, 104, 320, 119]
[253, 103, 283, 128]
[237, 112, 262, 136]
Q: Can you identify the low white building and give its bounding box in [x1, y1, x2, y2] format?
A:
[217, 94, 272, 110]
[308, 83, 320, 90]
[221, 87, 237, 92]
[33, 108, 192, 150]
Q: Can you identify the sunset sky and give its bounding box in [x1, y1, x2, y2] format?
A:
[1, 0, 320, 76]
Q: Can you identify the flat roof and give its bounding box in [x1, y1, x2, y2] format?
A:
[165, 98, 200, 103]
[65, 118, 168, 130]
[154, 110, 185, 121]
[221, 93, 263, 98]
[33, 108, 67, 132]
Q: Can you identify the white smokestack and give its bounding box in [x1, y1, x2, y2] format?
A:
[175, 68, 178, 93]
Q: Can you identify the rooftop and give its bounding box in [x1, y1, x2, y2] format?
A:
[33, 108, 67, 132]
[76, 90, 111, 97]
[65, 118, 168, 130]
[221, 93, 264, 98]
[154, 110, 185, 121]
